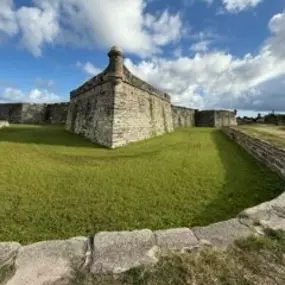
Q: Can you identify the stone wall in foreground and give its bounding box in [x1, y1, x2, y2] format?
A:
[1, 190, 285, 285]
[222, 127, 285, 179]
[171, 105, 197, 128]
[0, 120, 9, 129]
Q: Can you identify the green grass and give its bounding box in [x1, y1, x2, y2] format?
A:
[236, 125, 285, 148]
[73, 229, 285, 285]
[0, 125, 284, 243]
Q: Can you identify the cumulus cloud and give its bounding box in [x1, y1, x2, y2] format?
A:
[0, 0, 182, 57]
[182, 0, 214, 7]
[190, 40, 211, 52]
[125, 10, 285, 111]
[222, 0, 263, 13]
[0, 87, 61, 103]
[0, 0, 18, 36]
[76, 61, 102, 76]
[16, 2, 60, 57]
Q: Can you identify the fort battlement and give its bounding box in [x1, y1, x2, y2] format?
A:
[0, 46, 237, 148]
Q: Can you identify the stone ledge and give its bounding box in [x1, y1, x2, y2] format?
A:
[154, 228, 198, 251]
[1, 189, 285, 284]
[192, 218, 253, 249]
[91, 229, 158, 274]
[0, 121, 9, 129]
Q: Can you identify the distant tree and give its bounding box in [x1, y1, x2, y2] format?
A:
[234, 109, 237, 115]
[257, 113, 261, 118]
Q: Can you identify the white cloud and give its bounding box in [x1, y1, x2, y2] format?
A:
[16, 2, 60, 57]
[190, 40, 211, 52]
[182, 0, 214, 7]
[144, 10, 182, 46]
[76, 62, 102, 76]
[1, 0, 183, 57]
[266, 11, 285, 59]
[0, 87, 61, 103]
[125, 10, 285, 111]
[223, 0, 263, 13]
[35, 78, 55, 89]
[0, 0, 18, 36]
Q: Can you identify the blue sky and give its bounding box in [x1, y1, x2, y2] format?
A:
[0, 0, 285, 117]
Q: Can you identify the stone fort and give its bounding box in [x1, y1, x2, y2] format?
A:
[0, 46, 236, 148]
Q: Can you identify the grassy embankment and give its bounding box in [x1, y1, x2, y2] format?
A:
[0, 125, 284, 243]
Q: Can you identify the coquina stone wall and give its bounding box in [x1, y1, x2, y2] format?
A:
[66, 80, 115, 147]
[195, 110, 215, 127]
[21, 103, 47, 124]
[214, 110, 237, 127]
[66, 46, 173, 148]
[45, 103, 69, 124]
[0, 103, 69, 125]
[171, 105, 197, 128]
[222, 127, 285, 179]
[112, 68, 173, 148]
[195, 110, 237, 127]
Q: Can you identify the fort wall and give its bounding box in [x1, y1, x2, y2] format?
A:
[171, 105, 196, 128]
[0, 103, 68, 124]
[66, 46, 174, 148]
[66, 81, 115, 147]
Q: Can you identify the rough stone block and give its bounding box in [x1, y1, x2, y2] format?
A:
[91, 229, 158, 274]
[0, 121, 9, 129]
[0, 242, 21, 267]
[6, 237, 88, 285]
[239, 191, 285, 222]
[259, 215, 285, 231]
[154, 228, 198, 250]
[192, 218, 253, 249]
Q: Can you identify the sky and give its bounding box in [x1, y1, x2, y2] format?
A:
[0, 0, 284, 118]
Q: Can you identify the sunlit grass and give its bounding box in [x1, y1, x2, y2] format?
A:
[0, 125, 284, 243]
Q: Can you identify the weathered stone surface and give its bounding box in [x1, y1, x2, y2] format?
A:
[192, 218, 253, 249]
[0, 242, 21, 267]
[6, 237, 87, 285]
[0, 103, 68, 125]
[223, 127, 285, 180]
[238, 191, 285, 231]
[112, 81, 173, 148]
[0, 121, 9, 129]
[154, 228, 198, 250]
[66, 46, 174, 148]
[195, 110, 237, 127]
[259, 215, 285, 231]
[91, 229, 158, 274]
[171, 106, 197, 128]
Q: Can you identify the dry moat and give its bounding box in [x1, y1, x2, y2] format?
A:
[0, 125, 284, 244]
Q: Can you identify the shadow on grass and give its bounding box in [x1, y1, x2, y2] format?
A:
[0, 125, 106, 149]
[193, 129, 285, 226]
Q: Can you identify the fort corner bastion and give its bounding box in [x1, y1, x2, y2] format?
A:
[0, 46, 237, 148]
[66, 46, 174, 148]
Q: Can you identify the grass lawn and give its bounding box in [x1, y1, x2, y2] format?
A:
[0, 125, 284, 243]
[237, 125, 285, 148]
